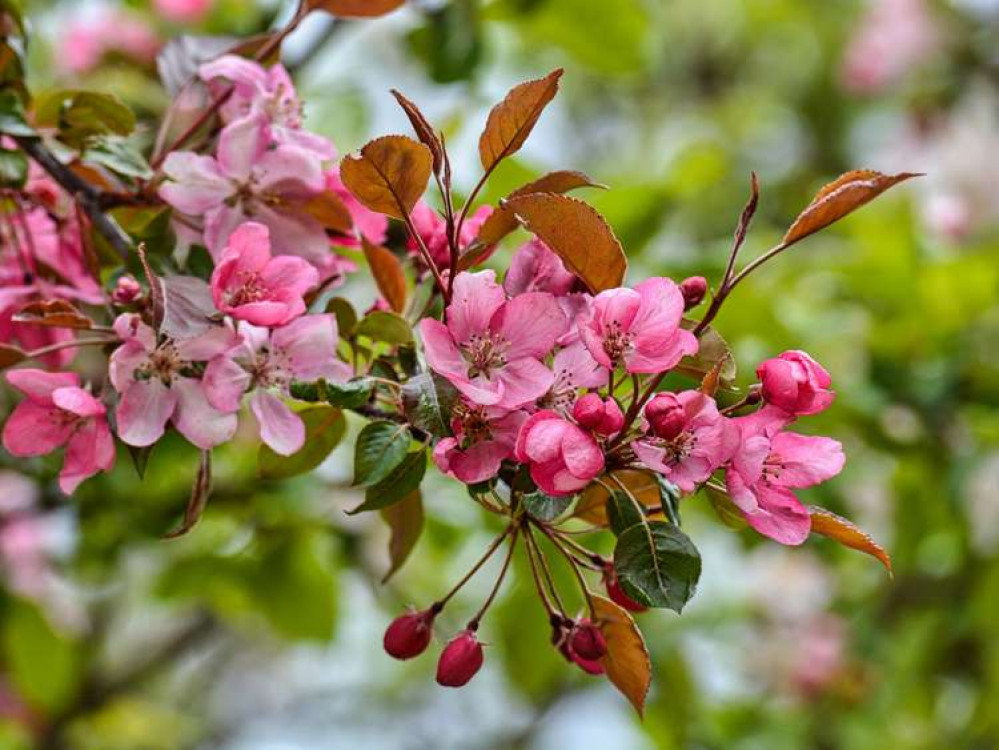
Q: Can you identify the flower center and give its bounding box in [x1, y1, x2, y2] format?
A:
[248, 346, 292, 390]
[650, 431, 696, 465]
[462, 331, 509, 380]
[761, 453, 783, 483]
[601, 320, 633, 363]
[454, 403, 492, 448]
[138, 342, 184, 385]
[226, 271, 269, 307]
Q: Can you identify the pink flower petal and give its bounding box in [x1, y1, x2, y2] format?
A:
[159, 152, 231, 215]
[202, 356, 252, 412]
[250, 389, 305, 456]
[771, 433, 846, 488]
[116, 379, 177, 447]
[2, 401, 73, 456]
[496, 292, 566, 359]
[60, 418, 115, 494]
[51, 387, 105, 418]
[171, 378, 238, 449]
[447, 271, 505, 345]
[5, 369, 79, 403]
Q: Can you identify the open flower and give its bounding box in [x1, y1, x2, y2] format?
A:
[2, 370, 114, 494]
[504, 239, 576, 297]
[419, 271, 566, 409]
[515, 410, 604, 496]
[542, 341, 608, 414]
[110, 315, 239, 449]
[433, 402, 527, 484]
[202, 316, 350, 456]
[159, 113, 328, 264]
[725, 409, 846, 545]
[757, 350, 835, 416]
[210, 222, 318, 327]
[633, 391, 737, 493]
[579, 277, 698, 374]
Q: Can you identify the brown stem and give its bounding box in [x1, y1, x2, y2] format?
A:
[532, 521, 596, 618]
[434, 524, 514, 609]
[468, 527, 519, 630]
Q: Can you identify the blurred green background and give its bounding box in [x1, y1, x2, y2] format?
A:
[2, 0, 998, 748]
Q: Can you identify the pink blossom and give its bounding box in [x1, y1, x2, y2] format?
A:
[633, 391, 737, 493]
[112, 275, 142, 305]
[515, 410, 604, 496]
[203, 316, 351, 456]
[210, 222, 318, 327]
[542, 340, 608, 414]
[61, 10, 159, 75]
[572, 393, 623, 437]
[725, 409, 846, 545]
[408, 202, 493, 269]
[2, 369, 114, 494]
[419, 271, 566, 409]
[199, 56, 335, 159]
[159, 113, 328, 264]
[504, 239, 576, 297]
[579, 277, 698, 374]
[110, 314, 239, 449]
[154, 0, 214, 23]
[757, 350, 834, 416]
[433, 402, 527, 484]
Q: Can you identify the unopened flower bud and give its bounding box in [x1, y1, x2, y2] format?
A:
[644, 393, 685, 441]
[561, 641, 605, 675]
[383, 608, 435, 660]
[573, 393, 624, 436]
[569, 619, 607, 661]
[604, 563, 647, 613]
[680, 276, 707, 310]
[436, 630, 484, 687]
[112, 275, 142, 305]
[756, 350, 834, 416]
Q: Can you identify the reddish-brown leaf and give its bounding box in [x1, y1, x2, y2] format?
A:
[13, 300, 94, 330]
[380, 489, 424, 583]
[574, 469, 661, 526]
[306, 0, 406, 17]
[0, 343, 26, 370]
[478, 69, 562, 173]
[809, 506, 893, 576]
[390, 89, 443, 176]
[362, 237, 408, 314]
[783, 170, 920, 247]
[340, 135, 432, 220]
[592, 595, 652, 716]
[503, 193, 626, 293]
[303, 189, 354, 234]
[474, 169, 605, 247]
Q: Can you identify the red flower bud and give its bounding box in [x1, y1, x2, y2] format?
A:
[573, 393, 624, 436]
[680, 276, 708, 310]
[604, 564, 647, 613]
[561, 641, 606, 675]
[436, 630, 484, 687]
[644, 393, 686, 441]
[569, 619, 607, 661]
[383, 608, 435, 660]
[112, 275, 142, 305]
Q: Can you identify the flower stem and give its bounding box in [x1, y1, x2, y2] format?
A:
[467, 527, 520, 630]
[433, 523, 514, 610]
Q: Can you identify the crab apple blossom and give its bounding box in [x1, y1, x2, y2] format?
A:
[2, 370, 114, 494]
[504, 239, 578, 297]
[726, 409, 846, 545]
[436, 630, 485, 688]
[572, 393, 624, 437]
[679, 275, 708, 310]
[515, 410, 605, 496]
[110, 314, 239, 449]
[154, 0, 213, 23]
[432, 402, 527, 484]
[541, 340, 609, 415]
[579, 277, 698, 374]
[409, 202, 493, 269]
[633, 391, 738, 493]
[383, 609, 436, 660]
[210, 222, 318, 327]
[757, 350, 835, 416]
[419, 270, 566, 409]
[111, 275, 142, 305]
[202, 316, 350, 456]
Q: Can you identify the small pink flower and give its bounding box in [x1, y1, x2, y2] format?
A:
[504, 239, 576, 297]
[433, 402, 527, 484]
[2, 369, 114, 494]
[159, 113, 328, 264]
[579, 277, 698, 374]
[633, 391, 737, 493]
[408, 202, 493, 270]
[725, 408, 846, 545]
[61, 10, 159, 75]
[419, 271, 566, 409]
[543, 340, 608, 414]
[572, 393, 623, 437]
[757, 350, 834, 416]
[210, 222, 318, 327]
[112, 275, 142, 305]
[202, 316, 351, 456]
[515, 410, 604, 496]
[154, 0, 214, 24]
[110, 314, 239, 449]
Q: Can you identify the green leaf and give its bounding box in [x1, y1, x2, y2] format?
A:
[83, 136, 153, 179]
[522, 490, 574, 522]
[0, 147, 27, 187]
[289, 378, 374, 409]
[0, 90, 33, 136]
[350, 449, 426, 514]
[381, 490, 424, 582]
[613, 521, 701, 612]
[607, 490, 645, 536]
[326, 297, 358, 338]
[401, 372, 459, 437]
[258, 406, 346, 480]
[1, 600, 80, 712]
[355, 310, 413, 345]
[35, 90, 135, 147]
[353, 420, 410, 486]
[675, 321, 736, 387]
[703, 485, 746, 530]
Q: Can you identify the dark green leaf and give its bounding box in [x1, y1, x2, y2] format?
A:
[0, 146, 27, 187]
[350, 450, 426, 514]
[289, 378, 374, 409]
[613, 521, 701, 612]
[355, 310, 413, 345]
[381, 490, 424, 582]
[36, 90, 135, 147]
[0, 90, 33, 136]
[522, 491, 574, 522]
[353, 420, 410, 486]
[326, 298, 357, 339]
[83, 136, 153, 179]
[401, 372, 459, 437]
[258, 407, 346, 480]
[607, 490, 645, 536]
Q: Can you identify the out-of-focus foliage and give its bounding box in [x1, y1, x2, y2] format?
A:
[0, 0, 997, 748]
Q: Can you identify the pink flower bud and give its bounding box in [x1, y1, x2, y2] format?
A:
[112, 275, 142, 305]
[573, 393, 624, 436]
[569, 619, 607, 661]
[680, 276, 707, 310]
[756, 350, 834, 416]
[604, 563, 647, 613]
[383, 609, 435, 660]
[560, 641, 605, 675]
[436, 630, 484, 688]
[644, 393, 685, 441]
